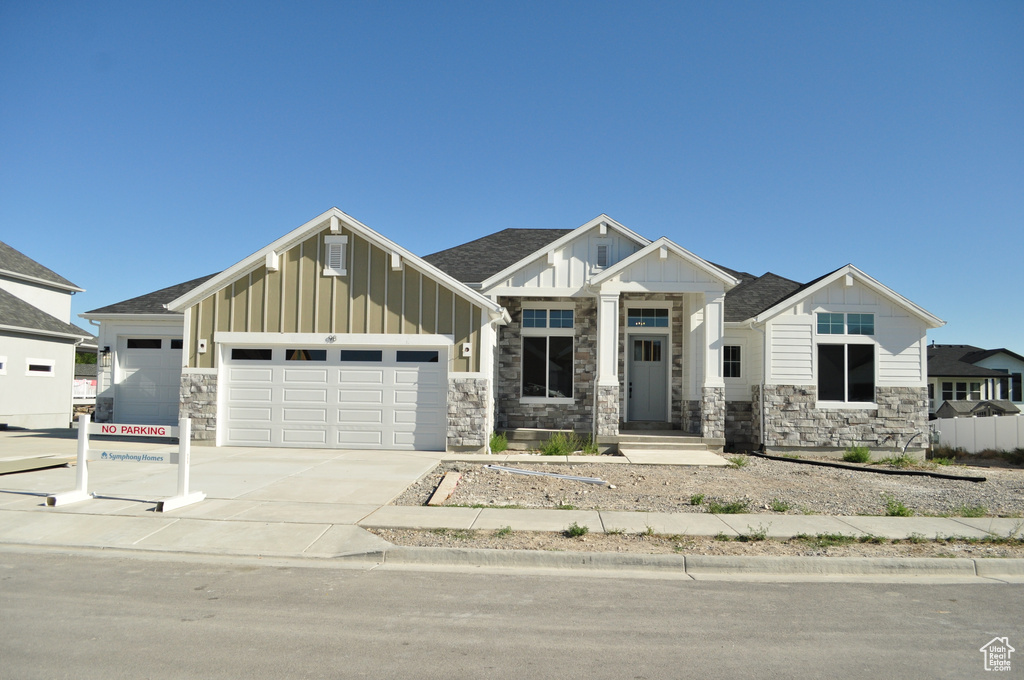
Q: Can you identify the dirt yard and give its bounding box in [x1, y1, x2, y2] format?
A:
[377, 454, 1024, 557]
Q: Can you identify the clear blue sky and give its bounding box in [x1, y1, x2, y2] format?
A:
[2, 1, 1021, 349]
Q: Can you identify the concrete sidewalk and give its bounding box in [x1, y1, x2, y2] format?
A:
[0, 428, 1021, 580]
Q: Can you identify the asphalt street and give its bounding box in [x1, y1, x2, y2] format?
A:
[1, 548, 1019, 679]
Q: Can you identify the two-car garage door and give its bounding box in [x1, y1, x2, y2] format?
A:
[222, 346, 447, 450]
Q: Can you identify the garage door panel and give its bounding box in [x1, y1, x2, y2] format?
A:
[224, 346, 447, 450]
[116, 338, 183, 426]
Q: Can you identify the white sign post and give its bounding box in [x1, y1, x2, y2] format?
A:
[46, 415, 205, 511]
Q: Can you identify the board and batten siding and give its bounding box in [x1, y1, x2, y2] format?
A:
[493, 230, 641, 291]
[187, 227, 481, 372]
[765, 277, 929, 387]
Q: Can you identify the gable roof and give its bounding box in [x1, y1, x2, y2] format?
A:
[723, 272, 803, 322]
[423, 228, 571, 284]
[166, 208, 508, 321]
[0, 288, 93, 340]
[0, 240, 83, 293]
[753, 264, 944, 328]
[927, 344, 1019, 378]
[960, 347, 1024, 365]
[478, 214, 651, 290]
[83, 273, 219, 317]
[936, 400, 1020, 416]
[589, 236, 741, 289]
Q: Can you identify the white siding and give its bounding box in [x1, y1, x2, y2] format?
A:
[723, 327, 762, 401]
[766, 320, 814, 384]
[619, 257, 719, 287]
[496, 230, 642, 291]
[0, 332, 76, 428]
[877, 326, 926, 386]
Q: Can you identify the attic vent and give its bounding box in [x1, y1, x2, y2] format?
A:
[596, 244, 609, 268]
[323, 235, 348, 276]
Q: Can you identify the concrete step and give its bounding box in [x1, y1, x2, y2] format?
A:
[616, 440, 710, 450]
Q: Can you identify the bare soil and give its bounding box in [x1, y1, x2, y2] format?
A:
[379, 454, 1024, 557]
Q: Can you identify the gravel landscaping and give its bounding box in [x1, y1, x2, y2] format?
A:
[379, 454, 1024, 557]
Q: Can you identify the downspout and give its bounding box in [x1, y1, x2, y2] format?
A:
[749, 321, 767, 452]
[485, 304, 509, 454]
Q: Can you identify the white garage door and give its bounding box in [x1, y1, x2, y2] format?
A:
[116, 337, 183, 425]
[222, 346, 447, 450]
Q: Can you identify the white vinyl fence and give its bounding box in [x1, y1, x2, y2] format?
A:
[930, 414, 1024, 454]
[72, 379, 96, 399]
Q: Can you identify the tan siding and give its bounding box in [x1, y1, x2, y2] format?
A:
[471, 309, 481, 372]
[403, 270, 420, 334]
[249, 267, 266, 332]
[386, 265, 402, 333]
[453, 297, 472, 372]
[265, 264, 281, 333]
[421, 277, 437, 335]
[350, 235, 369, 333]
[437, 286, 453, 335]
[198, 297, 215, 369]
[367, 245, 386, 334]
[316, 234, 333, 334]
[216, 285, 231, 333]
[283, 244, 301, 333]
[231, 278, 248, 331]
[188, 306, 199, 367]
[299, 234, 318, 333]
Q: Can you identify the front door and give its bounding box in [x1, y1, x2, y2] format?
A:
[628, 335, 667, 421]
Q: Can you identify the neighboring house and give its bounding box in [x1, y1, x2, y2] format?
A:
[0, 241, 93, 428]
[81, 208, 943, 455]
[926, 344, 1024, 416]
[933, 399, 1020, 419]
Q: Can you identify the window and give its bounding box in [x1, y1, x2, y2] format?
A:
[723, 346, 741, 378]
[231, 348, 273, 361]
[596, 244, 609, 268]
[397, 350, 439, 363]
[323, 235, 348, 276]
[127, 338, 162, 349]
[0, 356, 6, 375]
[26, 358, 55, 376]
[627, 308, 669, 328]
[521, 305, 574, 400]
[1014, 373, 1023, 402]
[941, 381, 980, 401]
[286, 349, 327, 361]
[817, 313, 874, 335]
[170, 339, 183, 350]
[339, 350, 382, 362]
[818, 344, 874, 403]
[928, 383, 934, 401]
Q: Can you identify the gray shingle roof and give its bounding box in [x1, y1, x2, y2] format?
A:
[423, 229, 572, 284]
[0, 240, 83, 291]
[0, 288, 93, 339]
[85, 273, 219, 315]
[927, 345, 1009, 378]
[723, 272, 803, 322]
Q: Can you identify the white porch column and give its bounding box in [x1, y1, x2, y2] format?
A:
[703, 291, 725, 388]
[597, 293, 620, 386]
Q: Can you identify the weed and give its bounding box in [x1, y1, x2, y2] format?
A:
[727, 455, 749, 469]
[737, 524, 769, 542]
[876, 452, 917, 469]
[929, 444, 967, 460]
[689, 493, 705, 506]
[859, 534, 886, 544]
[714, 532, 733, 541]
[430, 528, 476, 540]
[957, 504, 988, 518]
[606, 527, 625, 536]
[884, 495, 914, 517]
[539, 431, 578, 456]
[930, 457, 957, 466]
[555, 503, 577, 510]
[783, 453, 801, 460]
[707, 499, 750, 514]
[769, 498, 791, 513]
[906, 532, 927, 544]
[493, 525, 512, 538]
[842, 446, 871, 464]
[794, 533, 858, 549]
[450, 503, 524, 509]
[581, 436, 599, 455]
[489, 431, 508, 453]
[565, 521, 589, 538]
[642, 524, 655, 536]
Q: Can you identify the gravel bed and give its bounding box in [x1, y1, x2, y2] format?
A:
[393, 454, 1024, 517]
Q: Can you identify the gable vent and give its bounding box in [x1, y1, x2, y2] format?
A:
[323, 235, 349, 276]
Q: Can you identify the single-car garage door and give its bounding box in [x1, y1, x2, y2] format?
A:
[116, 337, 183, 425]
[222, 346, 447, 450]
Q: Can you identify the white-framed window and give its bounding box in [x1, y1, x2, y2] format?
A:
[627, 308, 669, 328]
[323, 235, 349, 276]
[723, 345, 741, 378]
[520, 303, 574, 402]
[26, 358, 55, 377]
[816, 312, 874, 336]
[817, 343, 874, 404]
[941, 381, 981, 401]
[0, 356, 6, 375]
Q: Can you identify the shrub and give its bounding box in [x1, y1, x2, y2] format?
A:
[842, 446, 871, 464]
[707, 499, 750, 514]
[489, 431, 508, 453]
[565, 522, 589, 538]
[769, 498, 791, 512]
[689, 493, 705, 506]
[581, 435, 599, 455]
[876, 452, 917, 469]
[727, 455, 749, 469]
[540, 431, 586, 455]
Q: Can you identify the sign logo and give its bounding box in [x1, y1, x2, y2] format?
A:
[325, 335, 337, 343]
[981, 637, 1014, 672]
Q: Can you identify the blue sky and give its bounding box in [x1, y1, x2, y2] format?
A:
[2, 1, 1021, 349]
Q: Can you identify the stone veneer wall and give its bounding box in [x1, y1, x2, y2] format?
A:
[726, 400, 754, 449]
[596, 385, 619, 436]
[683, 400, 700, 435]
[762, 385, 929, 449]
[618, 293, 687, 427]
[95, 397, 113, 423]
[179, 372, 217, 441]
[701, 386, 725, 439]
[448, 377, 489, 450]
[495, 297, 596, 431]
